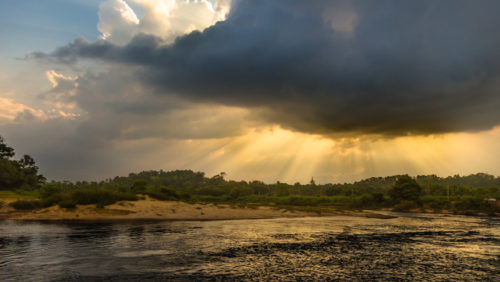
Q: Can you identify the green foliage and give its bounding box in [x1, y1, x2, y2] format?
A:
[196, 186, 228, 197]
[58, 198, 77, 209]
[0, 136, 45, 190]
[70, 189, 138, 208]
[0, 136, 15, 159]
[3, 137, 499, 215]
[145, 185, 180, 201]
[451, 197, 499, 214]
[41, 193, 64, 207]
[249, 181, 269, 195]
[421, 196, 451, 210]
[0, 190, 39, 199]
[40, 183, 63, 198]
[392, 200, 419, 212]
[274, 183, 291, 197]
[0, 159, 21, 188]
[9, 200, 43, 210]
[389, 175, 422, 204]
[31, 168, 499, 210]
[349, 193, 387, 209]
[31, 169, 499, 214]
[281, 196, 327, 206]
[229, 186, 253, 199]
[131, 179, 148, 193]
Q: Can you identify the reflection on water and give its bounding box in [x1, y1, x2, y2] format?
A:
[0, 213, 499, 281]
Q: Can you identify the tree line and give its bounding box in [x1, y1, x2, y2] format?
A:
[1, 135, 499, 214]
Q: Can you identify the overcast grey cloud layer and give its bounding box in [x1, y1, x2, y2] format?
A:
[33, 0, 500, 136]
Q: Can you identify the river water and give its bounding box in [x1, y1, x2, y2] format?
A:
[0, 212, 499, 281]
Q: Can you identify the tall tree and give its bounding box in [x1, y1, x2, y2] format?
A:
[0, 136, 15, 159]
[0, 136, 45, 190]
[389, 175, 422, 204]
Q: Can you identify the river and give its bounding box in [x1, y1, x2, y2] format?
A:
[1, 212, 499, 281]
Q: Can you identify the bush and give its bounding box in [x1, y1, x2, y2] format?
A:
[131, 179, 148, 194]
[422, 196, 451, 210]
[453, 198, 490, 212]
[146, 186, 179, 201]
[70, 189, 138, 208]
[392, 200, 419, 212]
[328, 196, 352, 206]
[41, 193, 64, 208]
[9, 200, 43, 210]
[274, 184, 291, 197]
[278, 196, 322, 206]
[178, 191, 191, 200]
[349, 193, 387, 209]
[196, 186, 227, 196]
[193, 195, 230, 203]
[229, 186, 253, 199]
[58, 198, 77, 209]
[40, 183, 62, 198]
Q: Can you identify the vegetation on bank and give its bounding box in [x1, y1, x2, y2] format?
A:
[1, 135, 499, 215]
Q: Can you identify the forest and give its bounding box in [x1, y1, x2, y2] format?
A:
[1, 136, 499, 215]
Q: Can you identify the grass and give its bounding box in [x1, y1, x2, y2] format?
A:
[0, 190, 39, 200]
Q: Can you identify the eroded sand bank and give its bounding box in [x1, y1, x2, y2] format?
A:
[0, 198, 394, 221]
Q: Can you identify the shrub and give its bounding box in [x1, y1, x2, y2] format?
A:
[453, 198, 490, 212]
[160, 187, 179, 198]
[117, 186, 131, 193]
[196, 186, 227, 196]
[146, 186, 179, 201]
[9, 200, 43, 210]
[280, 196, 318, 206]
[178, 191, 191, 200]
[193, 195, 229, 203]
[349, 193, 387, 209]
[229, 186, 253, 199]
[274, 184, 291, 197]
[116, 192, 139, 201]
[58, 197, 77, 209]
[392, 200, 418, 212]
[41, 193, 64, 208]
[422, 196, 451, 210]
[71, 190, 112, 206]
[40, 183, 62, 198]
[70, 189, 138, 208]
[131, 179, 148, 194]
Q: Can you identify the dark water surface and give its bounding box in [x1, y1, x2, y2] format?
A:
[0, 212, 499, 281]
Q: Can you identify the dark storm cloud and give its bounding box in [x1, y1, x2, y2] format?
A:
[33, 0, 500, 136]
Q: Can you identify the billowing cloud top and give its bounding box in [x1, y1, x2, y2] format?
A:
[32, 0, 500, 137]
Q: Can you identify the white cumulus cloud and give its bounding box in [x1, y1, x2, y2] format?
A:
[97, 0, 231, 45]
[98, 0, 141, 45]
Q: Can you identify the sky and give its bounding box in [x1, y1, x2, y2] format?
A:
[1, 0, 500, 184]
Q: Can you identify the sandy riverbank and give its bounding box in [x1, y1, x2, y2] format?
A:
[0, 198, 395, 222]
